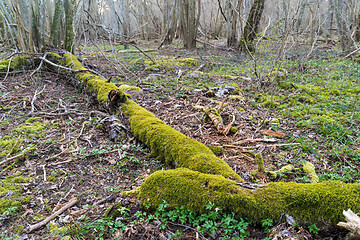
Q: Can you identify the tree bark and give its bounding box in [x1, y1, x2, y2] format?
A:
[179, 0, 199, 49]
[334, 0, 353, 51]
[239, 0, 265, 52]
[296, 0, 307, 32]
[224, 0, 240, 48]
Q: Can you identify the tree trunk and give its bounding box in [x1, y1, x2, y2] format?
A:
[355, 13, 360, 42]
[50, 0, 62, 47]
[224, 0, 240, 48]
[334, 0, 353, 51]
[239, 0, 265, 52]
[325, 0, 334, 37]
[179, 0, 199, 49]
[296, 0, 307, 32]
[64, 0, 74, 52]
[160, 0, 177, 46]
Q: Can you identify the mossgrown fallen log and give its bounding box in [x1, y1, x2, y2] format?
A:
[2, 52, 360, 229]
[132, 168, 360, 227]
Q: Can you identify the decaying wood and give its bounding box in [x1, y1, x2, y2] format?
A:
[337, 209, 360, 239]
[27, 197, 78, 233]
[193, 105, 234, 135]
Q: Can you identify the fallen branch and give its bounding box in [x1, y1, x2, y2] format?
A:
[27, 197, 78, 233]
[0, 147, 36, 167]
[130, 168, 360, 227]
[40, 56, 107, 79]
[232, 138, 278, 145]
[337, 209, 360, 238]
[193, 105, 234, 135]
[118, 48, 158, 53]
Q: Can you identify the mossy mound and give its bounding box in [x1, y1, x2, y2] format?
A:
[138, 168, 360, 226]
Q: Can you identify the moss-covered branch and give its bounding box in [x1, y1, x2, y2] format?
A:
[137, 168, 360, 227]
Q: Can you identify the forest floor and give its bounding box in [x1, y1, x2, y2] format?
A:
[0, 39, 359, 239]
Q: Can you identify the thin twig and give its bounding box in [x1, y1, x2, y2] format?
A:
[30, 85, 46, 113]
[2, 56, 14, 82]
[167, 221, 207, 240]
[27, 197, 78, 233]
[39, 56, 107, 79]
[0, 147, 35, 167]
[128, 43, 156, 64]
[31, 53, 48, 77]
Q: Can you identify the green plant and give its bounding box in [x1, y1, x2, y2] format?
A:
[3, 207, 18, 216]
[261, 218, 273, 233]
[135, 201, 249, 239]
[308, 223, 319, 234]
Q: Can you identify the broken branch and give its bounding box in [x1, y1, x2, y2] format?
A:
[27, 197, 78, 233]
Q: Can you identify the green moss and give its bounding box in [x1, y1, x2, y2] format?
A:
[12, 176, 28, 183]
[104, 202, 123, 218]
[12, 224, 24, 234]
[0, 136, 23, 157]
[62, 53, 128, 104]
[261, 100, 280, 108]
[20, 195, 32, 205]
[130, 58, 144, 66]
[230, 127, 238, 133]
[137, 168, 360, 226]
[229, 95, 245, 101]
[207, 145, 224, 156]
[205, 90, 215, 97]
[0, 56, 33, 71]
[226, 83, 242, 95]
[96, 124, 104, 130]
[269, 68, 288, 81]
[302, 161, 319, 183]
[0, 173, 31, 213]
[278, 81, 297, 90]
[180, 58, 200, 66]
[47, 221, 69, 234]
[47, 176, 57, 182]
[11, 117, 50, 139]
[237, 106, 245, 112]
[118, 84, 142, 93]
[271, 118, 280, 124]
[121, 100, 242, 180]
[251, 153, 265, 176]
[268, 164, 294, 178]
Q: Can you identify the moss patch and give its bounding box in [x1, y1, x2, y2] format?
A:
[0, 172, 32, 213]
